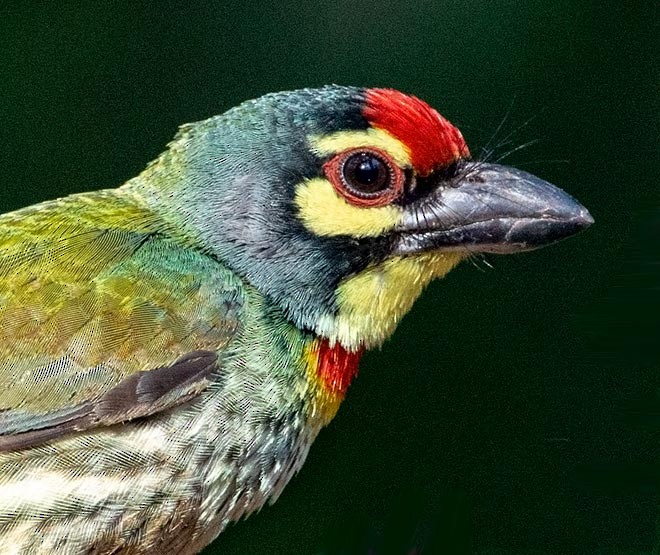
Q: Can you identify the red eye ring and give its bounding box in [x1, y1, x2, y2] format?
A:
[323, 147, 404, 207]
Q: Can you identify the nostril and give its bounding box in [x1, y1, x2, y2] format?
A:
[458, 160, 489, 184]
[436, 160, 461, 181]
[403, 159, 471, 201]
[442, 159, 473, 188]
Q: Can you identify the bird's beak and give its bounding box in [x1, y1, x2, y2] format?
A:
[392, 162, 594, 255]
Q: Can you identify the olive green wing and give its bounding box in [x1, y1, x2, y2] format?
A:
[0, 191, 242, 450]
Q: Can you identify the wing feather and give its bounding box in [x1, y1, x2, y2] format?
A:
[0, 191, 242, 449]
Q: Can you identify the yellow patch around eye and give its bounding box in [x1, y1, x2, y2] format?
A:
[310, 128, 412, 168]
[295, 178, 402, 238]
[296, 128, 415, 238]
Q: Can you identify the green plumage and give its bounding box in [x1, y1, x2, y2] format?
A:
[0, 186, 323, 553]
[0, 191, 235, 430]
[0, 86, 591, 554]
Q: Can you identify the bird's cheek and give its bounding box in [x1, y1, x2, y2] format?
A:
[294, 177, 403, 238]
[320, 253, 464, 350]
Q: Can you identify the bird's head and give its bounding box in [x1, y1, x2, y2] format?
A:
[135, 86, 593, 351]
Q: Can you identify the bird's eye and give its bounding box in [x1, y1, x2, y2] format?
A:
[343, 152, 389, 194]
[323, 147, 404, 207]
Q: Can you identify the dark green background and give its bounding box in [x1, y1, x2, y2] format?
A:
[1, 2, 658, 554]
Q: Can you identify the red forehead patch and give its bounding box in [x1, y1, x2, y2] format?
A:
[363, 88, 469, 175]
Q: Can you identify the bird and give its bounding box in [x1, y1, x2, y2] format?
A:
[0, 86, 592, 554]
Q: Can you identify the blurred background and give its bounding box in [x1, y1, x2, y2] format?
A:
[1, 1, 658, 553]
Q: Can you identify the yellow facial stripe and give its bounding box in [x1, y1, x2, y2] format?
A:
[296, 128, 415, 238]
[315, 253, 464, 349]
[310, 128, 412, 168]
[302, 129, 466, 350]
[295, 178, 402, 237]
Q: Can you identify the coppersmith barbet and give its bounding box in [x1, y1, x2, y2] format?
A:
[0, 86, 592, 553]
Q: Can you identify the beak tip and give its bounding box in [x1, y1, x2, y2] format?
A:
[577, 209, 595, 229]
[559, 203, 593, 234]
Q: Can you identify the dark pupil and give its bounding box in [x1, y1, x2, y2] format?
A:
[343, 153, 389, 195]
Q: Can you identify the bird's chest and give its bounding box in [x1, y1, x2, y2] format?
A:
[0, 293, 362, 554]
[186, 312, 362, 544]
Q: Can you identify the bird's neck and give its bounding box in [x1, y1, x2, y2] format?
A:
[301, 337, 363, 425]
[307, 338, 363, 395]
